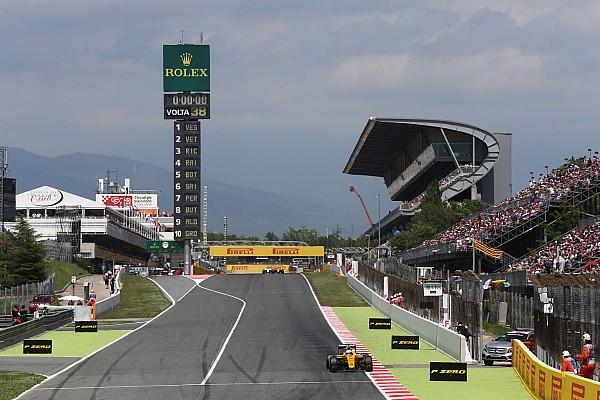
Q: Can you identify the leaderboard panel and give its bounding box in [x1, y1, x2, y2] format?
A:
[173, 121, 201, 240]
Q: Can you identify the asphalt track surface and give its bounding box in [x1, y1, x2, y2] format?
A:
[17, 274, 385, 400]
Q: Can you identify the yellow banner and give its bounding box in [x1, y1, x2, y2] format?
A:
[210, 246, 324, 257]
[513, 339, 600, 399]
[226, 264, 288, 274]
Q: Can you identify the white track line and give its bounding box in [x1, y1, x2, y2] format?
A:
[195, 282, 246, 385]
[29, 379, 375, 392]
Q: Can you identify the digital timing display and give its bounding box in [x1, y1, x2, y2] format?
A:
[164, 92, 210, 119]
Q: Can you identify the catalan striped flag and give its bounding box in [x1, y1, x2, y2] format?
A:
[475, 241, 503, 259]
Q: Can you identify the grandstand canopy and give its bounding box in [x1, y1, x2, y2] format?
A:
[344, 118, 426, 178]
[343, 118, 506, 203]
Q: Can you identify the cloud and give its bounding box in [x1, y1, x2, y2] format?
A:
[331, 46, 547, 96]
[70, 108, 129, 126]
[429, 1, 556, 28]
[330, 54, 413, 88]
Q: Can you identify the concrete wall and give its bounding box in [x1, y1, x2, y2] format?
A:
[346, 272, 473, 363]
[96, 293, 120, 316]
[492, 132, 513, 202]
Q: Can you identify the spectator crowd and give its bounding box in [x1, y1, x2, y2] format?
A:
[395, 155, 600, 274]
[504, 221, 600, 274]
[417, 156, 600, 249]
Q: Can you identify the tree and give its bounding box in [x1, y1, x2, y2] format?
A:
[389, 181, 490, 252]
[0, 216, 47, 286]
[281, 226, 320, 245]
[540, 205, 579, 243]
[264, 231, 279, 241]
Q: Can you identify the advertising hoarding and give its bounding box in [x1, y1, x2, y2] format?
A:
[210, 246, 325, 257]
[163, 44, 210, 92]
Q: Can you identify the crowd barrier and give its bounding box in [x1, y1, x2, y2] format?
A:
[513, 339, 600, 399]
[346, 272, 472, 363]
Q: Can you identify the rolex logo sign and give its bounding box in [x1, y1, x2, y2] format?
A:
[180, 52, 192, 66]
[163, 44, 210, 92]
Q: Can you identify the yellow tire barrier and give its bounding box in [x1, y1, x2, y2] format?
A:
[513, 339, 600, 399]
[226, 264, 288, 274]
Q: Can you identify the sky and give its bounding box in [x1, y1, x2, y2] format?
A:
[2, 1, 600, 236]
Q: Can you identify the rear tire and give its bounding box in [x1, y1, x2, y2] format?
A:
[363, 355, 373, 372]
[329, 356, 338, 372]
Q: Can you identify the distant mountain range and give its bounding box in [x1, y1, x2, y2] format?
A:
[6, 147, 359, 237]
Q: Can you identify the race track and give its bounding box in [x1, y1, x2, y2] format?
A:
[18, 274, 385, 400]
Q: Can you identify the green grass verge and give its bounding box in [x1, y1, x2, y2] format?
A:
[332, 307, 533, 399]
[302, 271, 369, 307]
[0, 371, 45, 400]
[0, 330, 130, 357]
[46, 260, 90, 292]
[333, 307, 445, 365]
[484, 322, 512, 337]
[98, 275, 171, 319]
[390, 367, 532, 400]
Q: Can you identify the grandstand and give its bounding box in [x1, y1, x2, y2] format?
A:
[345, 119, 600, 367]
[344, 118, 600, 273]
[397, 156, 600, 272]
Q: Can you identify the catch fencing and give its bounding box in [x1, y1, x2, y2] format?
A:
[355, 261, 475, 361]
[486, 290, 534, 329]
[531, 274, 600, 379]
[0, 274, 55, 315]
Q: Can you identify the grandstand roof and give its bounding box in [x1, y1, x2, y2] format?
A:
[343, 118, 500, 202]
[344, 118, 488, 177]
[343, 118, 424, 177]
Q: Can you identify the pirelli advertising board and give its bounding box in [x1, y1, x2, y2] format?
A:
[430, 361, 467, 381]
[368, 318, 392, 330]
[513, 339, 600, 400]
[210, 246, 324, 257]
[163, 44, 210, 92]
[75, 321, 98, 332]
[23, 339, 52, 354]
[392, 335, 420, 350]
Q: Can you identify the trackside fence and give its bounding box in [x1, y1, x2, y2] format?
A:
[486, 290, 534, 329]
[346, 272, 471, 363]
[0, 274, 55, 315]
